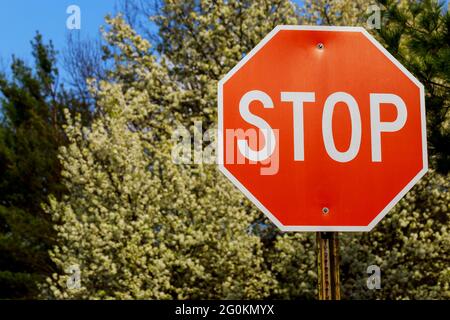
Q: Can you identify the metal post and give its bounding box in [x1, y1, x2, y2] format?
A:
[316, 232, 341, 300]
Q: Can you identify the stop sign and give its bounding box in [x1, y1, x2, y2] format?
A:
[218, 26, 427, 231]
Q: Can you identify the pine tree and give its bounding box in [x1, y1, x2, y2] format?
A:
[0, 33, 90, 298]
[377, 0, 450, 174]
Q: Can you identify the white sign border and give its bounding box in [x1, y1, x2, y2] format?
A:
[217, 25, 428, 232]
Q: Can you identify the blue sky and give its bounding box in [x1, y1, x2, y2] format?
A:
[0, 0, 117, 73]
[0, 0, 448, 78]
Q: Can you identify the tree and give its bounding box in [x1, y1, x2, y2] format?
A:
[0, 33, 90, 298]
[132, 2, 318, 297]
[377, 0, 450, 174]
[43, 16, 277, 299]
[149, 0, 301, 126]
[63, 33, 109, 105]
[301, 0, 369, 26]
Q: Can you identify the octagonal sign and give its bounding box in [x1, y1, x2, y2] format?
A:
[218, 26, 427, 232]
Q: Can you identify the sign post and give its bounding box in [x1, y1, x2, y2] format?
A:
[218, 26, 427, 299]
[317, 232, 340, 300]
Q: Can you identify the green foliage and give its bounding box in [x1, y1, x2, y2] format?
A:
[377, 0, 450, 174]
[152, 0, 300, 126]
[43, 16, 279, 299]
[0, 33, 90, 298]
[340, 170, 449, 299]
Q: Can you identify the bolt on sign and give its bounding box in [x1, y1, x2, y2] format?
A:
[217, 26, 428, 232]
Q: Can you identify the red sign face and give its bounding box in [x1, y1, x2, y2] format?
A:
[218, 26, 427, 232]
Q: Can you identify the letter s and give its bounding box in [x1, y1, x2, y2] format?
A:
[238, 90, 276, 161]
